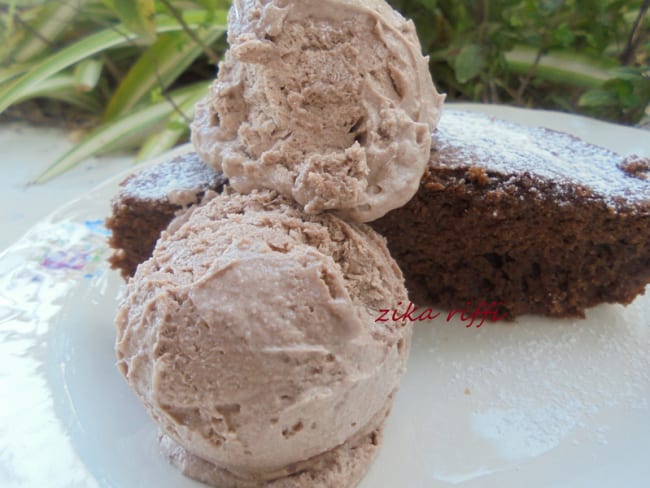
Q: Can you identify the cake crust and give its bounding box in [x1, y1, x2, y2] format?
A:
[105, 152, 227, 278]
[371, 110, 650, 317]
[105, 112, 650, 318]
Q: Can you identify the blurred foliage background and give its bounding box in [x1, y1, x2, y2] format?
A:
[395, 0, 650, 123]
[0, 0, 648, 181]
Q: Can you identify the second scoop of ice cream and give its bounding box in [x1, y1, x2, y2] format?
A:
[192, 0, 445, 222]
[115, 190, 411, 484]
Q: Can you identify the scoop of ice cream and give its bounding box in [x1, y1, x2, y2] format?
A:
[159, 398, 393, 487]
[115, 190, 411, 485]
[191, 0, 445, 222]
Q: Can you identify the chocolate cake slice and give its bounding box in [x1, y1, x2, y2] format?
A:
[371, 110, 650, 318]
[105, 111, 650, 318]
[105, 152, 227, 278]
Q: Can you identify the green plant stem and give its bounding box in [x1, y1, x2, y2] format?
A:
[621, 0, 650, 64]
[102, 24, 224, 121]
[515, 48, 544, 102]
[137, 87, 206, 160]
[158, 0, 220, 64]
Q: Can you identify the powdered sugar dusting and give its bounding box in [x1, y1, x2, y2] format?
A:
[119, 152, 226, 202]
[434, 110, 650, 206]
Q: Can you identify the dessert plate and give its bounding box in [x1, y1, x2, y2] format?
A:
[1, 104, 649, 488]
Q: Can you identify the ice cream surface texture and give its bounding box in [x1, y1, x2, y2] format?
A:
[191, 0, 445, 222]
[115, 190, 412, 486]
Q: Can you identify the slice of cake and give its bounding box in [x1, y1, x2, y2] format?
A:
[105, 152, 227, 278]
[105, 111, 650, 318]
[371, 110, 650, 318]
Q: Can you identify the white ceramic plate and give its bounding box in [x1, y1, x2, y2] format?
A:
[1, 104, 649, 488]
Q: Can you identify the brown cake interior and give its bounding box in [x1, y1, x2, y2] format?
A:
[372, 165, 650, 317]
[371, 110, 650, 318]
[105, 152, 226, 278]
[105, 111, 650, 318]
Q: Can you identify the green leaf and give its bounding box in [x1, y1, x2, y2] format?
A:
[192, 0, 231, 10]
[505, 46, 615, 88]
[12, 73, 101, 112]
[539, 0, 564, 14]
[551, 23, 576, 47]
[579, 89, 619, 108]
[12, 0, 89, 63]
[32, 81, 210, 184]
[609, 66, 647, 81]
[105, 0, 157, 44]
[103, 23, 225, 121]
[605, 78, 640, 108]
[454, 44, 483, 84]
[73, 58, 103, 92]
[413, 0, 437, 14]
[0, 63, 30, 86]
[0, 1, 47, 6]
[137, 82, 208, 160]
[0, 10, 215, 114]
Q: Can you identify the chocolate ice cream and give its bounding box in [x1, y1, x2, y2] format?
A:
[191, 0, 445, 222]
[115, 190, 411, 486]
